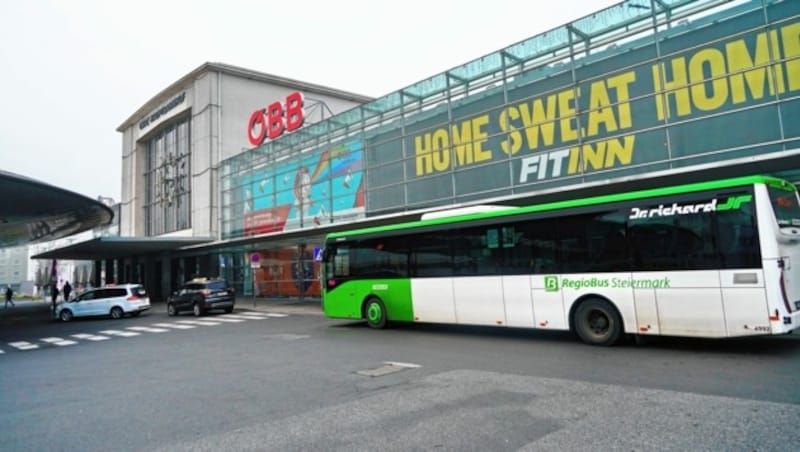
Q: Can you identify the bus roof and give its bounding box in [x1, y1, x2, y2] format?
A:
[327, 175, 795, 241]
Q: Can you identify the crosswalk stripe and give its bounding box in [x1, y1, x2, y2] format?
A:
[151, 322, 195, 330]
[206, 317, 245, 323]
[176, 319, 220, 326]
[41, 337, 78, 346]
[9, 341, 39, 350]
[71, 334, 111, 341]
[127, 326, 169, 333]
[98, 329, 140, 337]
[223, 314, 267, 320]
[220, 314, 259, 320]
[0, 349, 5, 354]
[265, 313, 288, 318]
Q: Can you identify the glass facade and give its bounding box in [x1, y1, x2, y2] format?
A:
[218, 0, 800, 297]
[144, 115, 191, 236]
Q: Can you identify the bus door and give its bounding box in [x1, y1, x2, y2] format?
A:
[322, 244, 361, 318]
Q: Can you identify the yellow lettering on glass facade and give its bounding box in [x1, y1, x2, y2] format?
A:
[726, 32, 783, 103]
[688, 48, 728, 111]
[653, 57, 692, 120]
[451, 120, 474, 166]
[586, 80, 618, 136]
[606, 72, 636, 129]
[782, 22, 800, 91]
[471, 115, 491, 163]
[567, 136, 635, 174]
[498, 106, 523, 155]
[558, 89, 579, 142]
[431, 129, 449, 172]
[518, 95, 558, 151]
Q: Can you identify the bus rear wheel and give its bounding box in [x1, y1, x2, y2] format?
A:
[574, 298, 623, 346]
[364, 297, 387, 329]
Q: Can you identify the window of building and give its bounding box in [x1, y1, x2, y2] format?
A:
[144, 115, 191, 236]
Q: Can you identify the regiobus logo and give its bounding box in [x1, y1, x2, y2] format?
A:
[544, 276, 559, 292]
[628, 194, 751, 220]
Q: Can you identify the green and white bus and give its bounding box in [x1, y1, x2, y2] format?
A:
[321, 175, 800, 345]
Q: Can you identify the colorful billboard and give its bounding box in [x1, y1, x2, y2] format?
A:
[240, 140, 365, 235]
[364, 0, 799, 212]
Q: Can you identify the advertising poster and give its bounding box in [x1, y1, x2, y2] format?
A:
[241, 140, 365, 235]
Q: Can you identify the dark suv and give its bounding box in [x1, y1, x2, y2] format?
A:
[167, 278, 235, 317]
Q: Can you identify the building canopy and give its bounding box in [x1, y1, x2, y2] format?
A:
[31, 236, 214, 260]
[0, 170, 114, 248]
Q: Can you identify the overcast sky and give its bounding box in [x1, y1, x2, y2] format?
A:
[0, 0, 617, 202]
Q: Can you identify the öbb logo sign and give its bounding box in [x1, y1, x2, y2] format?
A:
[247, 91, 305, 146]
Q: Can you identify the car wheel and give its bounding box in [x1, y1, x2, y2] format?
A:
[224, 306, 233, 314]
[110, 306, 124, 320]
[167, 303, 178, 317]
[364, 297, 387, 329]
[59, 309, 73, 322]
[193, 302, 203, 317]
[573, 298, 623, 346]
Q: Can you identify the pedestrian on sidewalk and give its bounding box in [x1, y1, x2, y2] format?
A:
[50, 283, 59, 314]
[63, 280, 72, 301]
[4, 286, 14, 308]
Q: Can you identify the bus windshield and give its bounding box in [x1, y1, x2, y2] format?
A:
[769, 187, 800, 227]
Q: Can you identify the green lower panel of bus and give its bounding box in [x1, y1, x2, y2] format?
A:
[323, 278, 414, 322]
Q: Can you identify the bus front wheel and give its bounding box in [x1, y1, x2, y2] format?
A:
[364, 297, 387, 329]
[574, 298, 623, 346]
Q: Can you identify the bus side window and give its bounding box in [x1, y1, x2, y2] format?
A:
[411, 233, 454, 277]
[716, 197, 760, 268]
[332, 245, 350, 277]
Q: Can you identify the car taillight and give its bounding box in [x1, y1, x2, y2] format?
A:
[201, 289, 211, 297]
[127, 294, 139, 301]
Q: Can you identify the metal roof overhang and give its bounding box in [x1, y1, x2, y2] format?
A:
[1, 170, 114, 248]
[31, 236, 214, 261]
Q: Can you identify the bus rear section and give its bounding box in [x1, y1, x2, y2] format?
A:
[760, 183, 800, 334]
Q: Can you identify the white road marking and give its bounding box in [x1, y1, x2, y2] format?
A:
[151, 322, 196, 330]
[221, 314, 264, 320]
[99, 329, 140, 337]
[0, 349, 5, 354]
[265, 313, 288, 318]
[127, 326, 169, 333]
[41, 337, 78, 346]
[71, 333, 111, 341]
[9, 341, 39, 350]
[206, 317, 245, 323]
[176, 319, 220, 326]
[384, 361, 422, 368]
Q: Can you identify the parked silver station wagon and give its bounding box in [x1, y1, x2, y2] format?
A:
[54, 284, 151, 322]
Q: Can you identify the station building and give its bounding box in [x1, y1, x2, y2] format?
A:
[38, 0, 800, 301]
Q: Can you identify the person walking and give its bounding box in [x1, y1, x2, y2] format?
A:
[4, 286, 14, 308]
[50, 283, 59, 315]
[62, 280, 72, 302]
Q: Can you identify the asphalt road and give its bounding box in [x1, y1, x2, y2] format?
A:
[1, 302, 798, 451]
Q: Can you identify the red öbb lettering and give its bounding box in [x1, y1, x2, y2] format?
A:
[247, 91, 305, 146]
